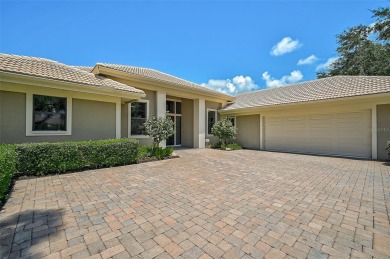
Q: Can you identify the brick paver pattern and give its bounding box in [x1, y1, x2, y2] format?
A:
[1, 149, 389, 258]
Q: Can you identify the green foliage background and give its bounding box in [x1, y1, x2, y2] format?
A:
[318, 7, 390, 77]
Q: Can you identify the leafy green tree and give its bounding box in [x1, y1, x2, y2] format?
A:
[317, 7, 390, 78]
[144, 116, 174, 149]
[211, 118, 237, 147]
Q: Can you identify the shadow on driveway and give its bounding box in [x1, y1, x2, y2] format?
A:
[0, 209, 64, 258]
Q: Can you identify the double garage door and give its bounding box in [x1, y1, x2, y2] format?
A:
[264, 110, 372, 158]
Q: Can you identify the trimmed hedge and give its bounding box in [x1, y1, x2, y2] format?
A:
[387, 141, 390, 160]
[0, 145, 16, 205]
[15, 138, 139, 176]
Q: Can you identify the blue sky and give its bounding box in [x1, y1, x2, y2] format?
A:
[0, 0, 387, 95]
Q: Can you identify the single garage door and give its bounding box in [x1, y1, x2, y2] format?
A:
[264, 110, 372, 158]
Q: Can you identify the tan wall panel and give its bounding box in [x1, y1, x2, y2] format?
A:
[236, 115, 260, 149]
[0, 91, 27, 144]
[72, 99, 116, 140]
[0, 91, 116, 144]
[181, 98, 193, 147]
[377, 104, 390, 160]
[121, 103, 128, 138]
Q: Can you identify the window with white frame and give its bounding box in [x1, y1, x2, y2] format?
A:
[207, 109, 217, 135]
[129, 100, 149, 137]
[26, 93, 72, 136]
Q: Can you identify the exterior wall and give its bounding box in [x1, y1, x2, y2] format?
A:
[181, 98, 193, 147]
[0, 91, 26, 144]
[0, 90, 116, 144]
[121, 103, 128, 139]
[377, 104, 390, 160]
[72, 99, 116, 141]
[205, 101, 222, 144]
[223, 97, 390, 159]
[236, 115, 260, 149]
[122, 89, 155, 146]
[98, 75, 230, 149]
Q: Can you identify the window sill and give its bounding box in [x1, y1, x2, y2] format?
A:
[129, 135, 150, 139]
[27, 131, 71, 136]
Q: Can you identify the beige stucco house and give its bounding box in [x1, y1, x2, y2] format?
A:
[0, 54, 233, 149]
[1, 54, 389, 160]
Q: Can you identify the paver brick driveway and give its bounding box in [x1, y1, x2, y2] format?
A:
[1, 149, 390, 259]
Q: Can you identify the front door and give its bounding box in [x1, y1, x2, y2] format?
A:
[166, 100, 182, 146]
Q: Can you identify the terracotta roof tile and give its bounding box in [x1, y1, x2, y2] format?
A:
[0, 54, 144, 95]
[222, 76, 390, 111]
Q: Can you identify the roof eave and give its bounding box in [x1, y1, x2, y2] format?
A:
[0, 71, 146, 101]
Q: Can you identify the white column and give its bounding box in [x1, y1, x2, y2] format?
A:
[156, 91, 167, 148]
[194, 98, 206, 148]
[259, 114, 264, 150]
[115, 100, 121, 139]
[372, 105, 377, 159]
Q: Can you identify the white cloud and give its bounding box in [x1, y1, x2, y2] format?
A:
[316, 57, 339, 71]
[262, 70, 303, 88]
[201, 75, 258, 94]
[297, 55, 318, 65]
[270, 37, 302, 56]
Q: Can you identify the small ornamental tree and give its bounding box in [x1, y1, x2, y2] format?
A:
[211, 118, 237, 147]
[144, 116, 174, 149]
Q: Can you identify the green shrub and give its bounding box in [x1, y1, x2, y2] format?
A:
[0, 145, 16, 205]
[144, 116, 175, 149]
[211, 141, 241, 150]
[225, 143, 242, 150]
[15, 138, 139, 176]
[210, 141, 222, 149]
[387, 141, 390, 160]
[137, 146, 150, 160]
[149, 147, 174, 160]
[211, 118, 237, 146]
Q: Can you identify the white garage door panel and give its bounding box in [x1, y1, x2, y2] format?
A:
[265, 110, 371, 158]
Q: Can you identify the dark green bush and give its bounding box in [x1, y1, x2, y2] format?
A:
[211, 141, 222, 149]
[387, 141, 390, 160]
[225, 143, 242, 150]
[0, 145, 16, 205]
[15, 138, 139, 176]
[211, 141, 242, 150]
[148, 147, 174, 160]
[137, 146, 150, 160]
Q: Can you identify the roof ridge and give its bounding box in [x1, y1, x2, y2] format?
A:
[98, 63, 200, 86]
[223, 76, 390, 111]
[96, 62, 150, 70]
[0, 53, 98, 77]
[97, 63, 234, 98]
[235, 76, 337, 96]
[0, 53, 145, 95]
[236, 75, 390, 97]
